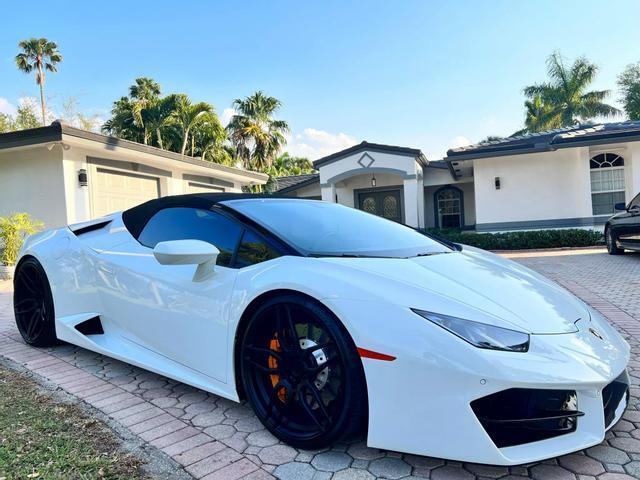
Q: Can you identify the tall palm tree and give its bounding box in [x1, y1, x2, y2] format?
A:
[227, 91, 289, 170]
[130, 77, 162, 144]
[15, 38, 63, 125]
[522, 52, 618, 131]
[171, 95, 213, 155]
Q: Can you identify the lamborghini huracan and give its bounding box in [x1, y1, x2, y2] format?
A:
[13, 194, 630, 465]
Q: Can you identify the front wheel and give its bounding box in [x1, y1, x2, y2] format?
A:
[13, 257, 58, 347]
[606, 227, 624, 255]
[239, 294, 367, 449]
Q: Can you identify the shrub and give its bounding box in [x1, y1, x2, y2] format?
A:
[0, 213, 44, 266]
[424, 228, 603, 251]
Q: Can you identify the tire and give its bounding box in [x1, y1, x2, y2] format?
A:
[239, 293, 367, 449]
[13, 257, 58, 347]
[606, 227, 624, 255]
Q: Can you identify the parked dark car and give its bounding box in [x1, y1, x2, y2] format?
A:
[605, 192, 640, 254]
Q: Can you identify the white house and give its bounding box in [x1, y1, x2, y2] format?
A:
[277, 121, 640, 232]
[0, 121, 268, 228]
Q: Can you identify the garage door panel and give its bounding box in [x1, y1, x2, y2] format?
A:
[92, 168, 160, 218]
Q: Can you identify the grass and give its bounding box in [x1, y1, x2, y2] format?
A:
[0, 365, 147, 479]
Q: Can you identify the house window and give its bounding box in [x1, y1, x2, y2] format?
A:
[590, 153, 625, 215]
[436, 187, 463, 229]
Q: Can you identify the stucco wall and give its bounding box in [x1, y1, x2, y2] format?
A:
[473, 148, 594, 229]
[0, 146, 68, 228]
[288, 182, 321, 198]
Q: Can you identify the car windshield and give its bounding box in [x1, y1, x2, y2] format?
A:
[224, 199, 452, 258]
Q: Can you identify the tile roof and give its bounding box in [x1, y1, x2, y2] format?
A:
[274, 173, 320, 193]
[446, 120, 640, 161]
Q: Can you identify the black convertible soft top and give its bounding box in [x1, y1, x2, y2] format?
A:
[122, 193, 278, 239]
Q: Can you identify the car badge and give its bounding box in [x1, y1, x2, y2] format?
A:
[589, 328, 604, 340]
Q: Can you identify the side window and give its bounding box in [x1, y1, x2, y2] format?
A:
[235, 229, 280, 268]
[631, 193, 640, 209]
[138, 207, 242, 267]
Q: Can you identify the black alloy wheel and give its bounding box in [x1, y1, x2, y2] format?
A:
[13, 257, 57, 347]
[606, 227, 624, 255]
[240, 294, 367, 449]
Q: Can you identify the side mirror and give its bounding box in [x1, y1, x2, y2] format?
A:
[153, 240, 219, 282]
[614, 202, 627, 211]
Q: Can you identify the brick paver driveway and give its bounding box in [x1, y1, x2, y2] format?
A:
[1, 250, 640, 479]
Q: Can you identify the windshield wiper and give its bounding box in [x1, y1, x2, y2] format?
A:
[414, 251, 452, 257]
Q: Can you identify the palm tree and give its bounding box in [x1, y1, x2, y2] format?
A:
[15, 38, 63, 125]
[522, 52, 618, 131]
[130, 77, 162, 144]
[190, 112, 228, 161]
[171, 95, 213, 155]
[227, 91, 289, 170]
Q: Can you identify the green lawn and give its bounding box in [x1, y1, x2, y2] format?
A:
[0, 365, 147, 479]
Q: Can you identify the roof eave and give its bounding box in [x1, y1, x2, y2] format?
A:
[0, 123, 268, 183]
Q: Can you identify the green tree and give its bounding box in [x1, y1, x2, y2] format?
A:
[171, 95, 213, 155]
[522, 52, 618, 131]
[618, 62, 640, 120]
[0, 114, 13, 133]
[227, 91, 289, 170]
[14, 99, 42, 130]
[15, 38, 63, 125]
[190, 112, 230, 162]
[130, 77, 162, 144]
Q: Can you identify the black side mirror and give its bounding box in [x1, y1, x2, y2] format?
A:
[614, 202, 627, 211]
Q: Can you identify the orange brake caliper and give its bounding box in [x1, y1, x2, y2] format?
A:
[269, 335, 287, 403]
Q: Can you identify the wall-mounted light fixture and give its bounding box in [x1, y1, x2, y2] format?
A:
[371, 174, 377, 187]
[494, 176, 501, 190]
[78, 169, 88, 187]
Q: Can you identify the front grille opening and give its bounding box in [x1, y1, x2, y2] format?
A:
[471, 388, 583, 448]
[603, 370, 629, 428]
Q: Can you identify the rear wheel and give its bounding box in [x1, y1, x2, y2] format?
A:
[13, 257, 57, 347]
[239, 294, 367, 449]
[606, 227, 624, 255]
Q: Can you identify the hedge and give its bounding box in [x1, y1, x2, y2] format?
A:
[424, 228, 604, 251]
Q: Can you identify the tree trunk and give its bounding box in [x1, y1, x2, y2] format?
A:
[38, 68, 46, 126]
[180, 127, 189, 155]
[157, 129, 164, 150]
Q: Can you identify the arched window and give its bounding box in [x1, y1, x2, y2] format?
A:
[435, 187, 463, 229]
[590, 153, 625, 215]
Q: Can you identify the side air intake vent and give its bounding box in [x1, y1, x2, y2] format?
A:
[603, 370, 629, 428]
[70, 219, 112, 236]
[74, 316, 104, 335]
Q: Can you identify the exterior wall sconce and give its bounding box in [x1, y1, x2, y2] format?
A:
[371, 174, 377, 187]
[78, 169, 88, 187]
[494, 177, 501, 190]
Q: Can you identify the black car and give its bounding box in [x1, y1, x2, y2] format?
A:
[605, 191, 640, 254]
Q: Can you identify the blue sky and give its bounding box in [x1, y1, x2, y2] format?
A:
[2, 0, 640, 159]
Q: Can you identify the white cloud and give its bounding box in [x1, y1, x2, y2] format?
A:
[286, 128, 358, 160]
[451, 135, 472, 149]
[221, 108, 236, 126]
[0, 97, 16, 116]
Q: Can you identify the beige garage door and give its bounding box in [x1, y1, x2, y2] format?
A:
[185, 182, 224, 194]
[92, 168, 160, 217]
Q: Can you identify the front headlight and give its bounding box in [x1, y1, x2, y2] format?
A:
[412, 309, 530, 352]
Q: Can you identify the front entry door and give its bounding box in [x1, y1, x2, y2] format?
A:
[358, 189, 402, 222]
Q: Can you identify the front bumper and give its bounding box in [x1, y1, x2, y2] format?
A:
[327, 298, 631, 465]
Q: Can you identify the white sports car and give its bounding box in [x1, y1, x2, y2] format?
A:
[14, 194, 630, 465]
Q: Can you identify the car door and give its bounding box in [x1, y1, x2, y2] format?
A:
[614, 192, 640, 250]
[95, 207, 243, 382]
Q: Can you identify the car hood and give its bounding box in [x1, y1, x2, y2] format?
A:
[320, 248, 588, 334]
